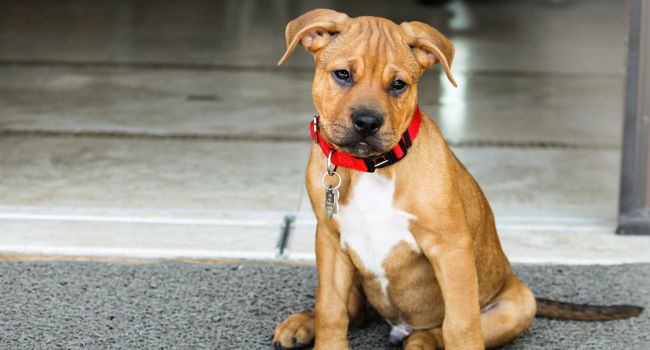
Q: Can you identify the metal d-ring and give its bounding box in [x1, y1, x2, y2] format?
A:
[327, 149, 337, 175]
[313, 116, 319, 144]
[321, 170, 341, 190]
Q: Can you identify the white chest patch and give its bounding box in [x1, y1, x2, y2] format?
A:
[336, 173, 419, 293]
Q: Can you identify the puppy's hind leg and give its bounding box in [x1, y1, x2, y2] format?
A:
[403, 274, 535, 350]
[480, 273, 536, 349]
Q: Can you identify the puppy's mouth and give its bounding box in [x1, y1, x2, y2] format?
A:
[331, 134, 392, 157]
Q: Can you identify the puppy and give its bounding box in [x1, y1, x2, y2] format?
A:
[272, 9, 642, 350]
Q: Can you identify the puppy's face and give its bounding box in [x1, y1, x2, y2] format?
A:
[279, 10, 456, 157]
[311, 18, 422, 157]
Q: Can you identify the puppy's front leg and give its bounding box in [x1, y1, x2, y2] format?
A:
[412, 217, 484, 350]
[313, 223, 356, 350]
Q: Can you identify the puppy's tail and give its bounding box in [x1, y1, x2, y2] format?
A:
[535, 298, 643, 321]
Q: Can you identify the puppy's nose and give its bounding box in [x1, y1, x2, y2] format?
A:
[351, 112, 383, 137]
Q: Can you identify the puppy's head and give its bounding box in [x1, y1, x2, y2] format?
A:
[279, 9, 456, 157]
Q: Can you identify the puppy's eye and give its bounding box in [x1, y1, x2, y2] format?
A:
[332, 69, 352, 84]
[390, 79, 407, 92]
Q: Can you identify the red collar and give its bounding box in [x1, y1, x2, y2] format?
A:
[310, 107, 421, 173]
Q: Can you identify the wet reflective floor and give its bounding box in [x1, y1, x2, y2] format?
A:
[1, 0, 647, 263]
[0, 0, 626, 74]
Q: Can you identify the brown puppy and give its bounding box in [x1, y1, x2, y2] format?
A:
[272, 9, 642, 350]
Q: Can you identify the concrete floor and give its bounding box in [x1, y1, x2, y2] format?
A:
[1, 261, 648, 349]
[0, 0, 648, 263]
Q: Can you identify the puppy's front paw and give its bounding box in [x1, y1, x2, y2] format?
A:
[272, 312, 315, 349]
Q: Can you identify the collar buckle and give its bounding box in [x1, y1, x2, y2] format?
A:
[372, 155, 390, 167]
[363, 151, 398, 173]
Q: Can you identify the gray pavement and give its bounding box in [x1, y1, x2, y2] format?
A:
[0, 261, 647, 349]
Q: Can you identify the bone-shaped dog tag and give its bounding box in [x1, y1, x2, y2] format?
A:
[325, 186, 339, 220]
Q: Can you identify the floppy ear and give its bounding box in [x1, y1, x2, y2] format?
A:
[278, 9, 350, 66]
[400, 21, 457, 87]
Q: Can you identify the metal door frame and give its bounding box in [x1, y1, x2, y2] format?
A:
[617, 0, 650, 234]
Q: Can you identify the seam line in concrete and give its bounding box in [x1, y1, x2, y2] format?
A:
[0, 208, 617, 228]
[0, 245, 277, 260]
[0, 205, 617, 222]
[0, 205, 296, 215]
[3, 245, 647, 265]
[0, 213, 280, 227]
[0, 129, 620, 149]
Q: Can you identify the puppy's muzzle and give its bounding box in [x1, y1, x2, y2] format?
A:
[351, 111, 384, 137]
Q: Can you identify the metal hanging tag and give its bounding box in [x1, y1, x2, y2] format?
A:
[322, 150, 341, 220]
[325, 186, 339, 219]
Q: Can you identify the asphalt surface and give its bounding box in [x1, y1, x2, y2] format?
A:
[0, 261, 647, 350]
